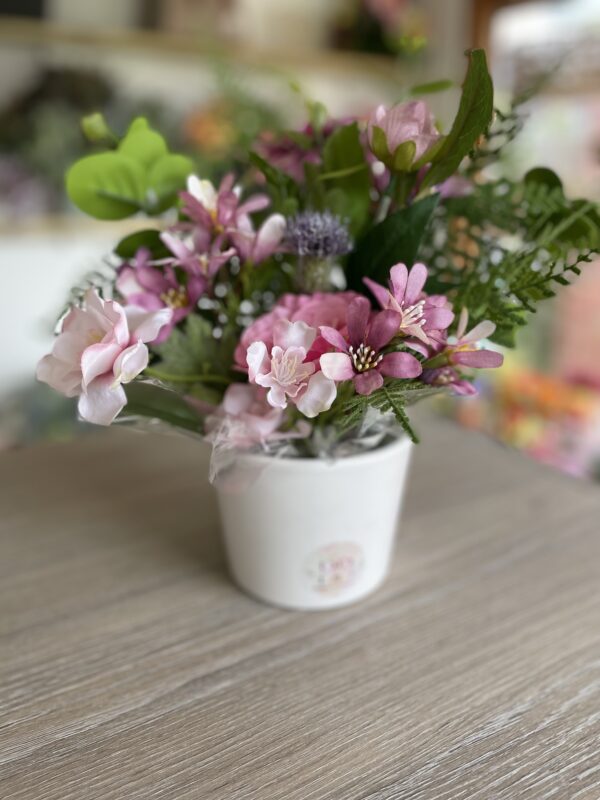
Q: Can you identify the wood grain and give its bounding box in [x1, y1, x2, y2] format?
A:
[1, 416, 600, 799]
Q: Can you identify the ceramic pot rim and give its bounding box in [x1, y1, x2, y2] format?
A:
[235, 433, 413, 473]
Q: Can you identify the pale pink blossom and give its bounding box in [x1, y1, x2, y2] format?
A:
[36, 289, 172, 425]
[234, 291, 360, 369]
[205, 384, 279, 447]
[246, 319, 337, 417]
[368, 100, 440, 167]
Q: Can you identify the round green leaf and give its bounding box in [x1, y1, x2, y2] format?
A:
[66, 152, 146, 220]
[147, 154, 195, 213]
[118, 117, 168, 168]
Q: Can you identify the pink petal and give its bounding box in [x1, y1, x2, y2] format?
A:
[425, 307, 454, 330]
[319, 326, 348, 352]
[236, 194, 270, 216]
[320, 352, 355, 381]
[354, 370, 384, 395]
[347, 297, 371, 347]
[363, 277, 390, 309]
[461, 320, 496, 345]
[273, 319, 316, 351]
[252, 213, 286, 262]
[78, 374, 127, 426]
[295, 372, 337, 418]
[367, 309, 400, 351]
[36, 354, 81, 397]
[380, 351, 423, 379]
[126, 306, 173, 344]
[389, 263, 408, 302]
[452, 349, 504, 368]
[404, 263, 428, 306]
[112, 341, 149, 383]
[246, 341, 270, 382]
[80, 342, 121, 388]
[222, 383, 254, 415]
[455, 307, 469, 340]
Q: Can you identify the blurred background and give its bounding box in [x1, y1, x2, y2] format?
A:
[0, 0, 599, 480]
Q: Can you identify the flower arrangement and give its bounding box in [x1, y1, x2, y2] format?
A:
[37, 50, 599, 466]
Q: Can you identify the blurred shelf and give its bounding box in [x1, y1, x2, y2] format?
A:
[0, 17, 408, 84]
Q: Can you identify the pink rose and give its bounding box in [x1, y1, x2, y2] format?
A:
[234, 291, 360, 369]
[36, 288, 172, 425]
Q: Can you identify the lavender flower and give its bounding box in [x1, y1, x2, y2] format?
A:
[285, 211, 352, 259]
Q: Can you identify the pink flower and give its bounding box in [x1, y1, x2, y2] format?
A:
[116, 248, 206, 343]
[204, 384, 283, 447]
[230, 211, 286, 264]
[246, 319, 337, 417]
[180, 174, 283, 264]
[254, 130, 321, 183]
[421, 366, 479, 396]
[367, 101, 440, 168]
[421, 308, 504, 394]
[160, 231, 235, 280]
[234, 291, 360, 369]
[320, 297, 422, 396]
[364, 262, 454, 345]
[36, 289, 172, 425]
[447, 308, 504, 369]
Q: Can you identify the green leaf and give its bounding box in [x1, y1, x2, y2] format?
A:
[153, 314, 236, 387]
[409, 79, 455, 96]
[391, 140, 417, 172]
[122, 381, 203, 433]
[66, 152, 146, 219]
[114, 229, 169, 259]
[420, 49, 493, 187]
[118, 117, 167, 167]
[321, 122, 370, 233]
[66, 116, 194, 219]
[148, 153, 196, 212]
[369, 125, 390, 163]
[524, 167, 563, 191]
[346, 193, 440, 290]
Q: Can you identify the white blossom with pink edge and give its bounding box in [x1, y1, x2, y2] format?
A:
[36, 289, 172, 426]
[246, 319, 337, 418]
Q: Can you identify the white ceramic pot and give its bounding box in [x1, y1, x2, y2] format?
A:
[216, 437, 413, 610]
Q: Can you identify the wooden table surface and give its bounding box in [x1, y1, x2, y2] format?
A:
[2, 418, 600, 799]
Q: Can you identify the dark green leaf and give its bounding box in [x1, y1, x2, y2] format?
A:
[321, 122, 370, 233]
[346, 193, 440, 290]
[524, 167, 563, 191]
[122, 381, 203, 433]
[114, 229, 170, 259]
[420, 49, 493, 187]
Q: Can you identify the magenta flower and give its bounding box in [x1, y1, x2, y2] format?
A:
[36, 289, 172, 425]
[246, 319, 337, 417]
[446, 308, 504, 369]
[421, 366, 479, 396]
[367, 101, 440, 168]
[364, 262, 454, 345]
[160, 231, 235, 280]
[319, 297, 422, 396]
[421, 309, 504, 394]
[230, 211, 286, 264]
[116, 248, 206, 343]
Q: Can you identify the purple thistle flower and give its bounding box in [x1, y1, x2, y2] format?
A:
[284, 211, 352, 259]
